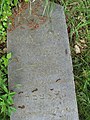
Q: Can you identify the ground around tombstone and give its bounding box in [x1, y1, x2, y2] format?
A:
[0, 0, 90, 120]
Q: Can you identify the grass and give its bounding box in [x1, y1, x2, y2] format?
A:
[0, 53, 16, 120]
[0, 0, 90, 119]
[60, 0, 90, 119]
[0, 0, 19, 119]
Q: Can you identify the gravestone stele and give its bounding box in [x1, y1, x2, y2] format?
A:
[7, 1, 79, 120]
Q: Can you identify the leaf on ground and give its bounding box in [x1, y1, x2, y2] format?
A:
[75, 45, 81, 54]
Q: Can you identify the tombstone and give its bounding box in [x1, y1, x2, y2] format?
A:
[7, 1, 79, 120]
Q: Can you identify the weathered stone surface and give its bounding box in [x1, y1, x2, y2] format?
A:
[7, 2, 79, 120]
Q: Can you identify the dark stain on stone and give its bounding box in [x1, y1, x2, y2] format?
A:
[52, 113, 56, 116]
[18, 91, 23, 94]
[56, 78, 61, 82]
[18, 105, 25, 109]
[50, 88, 54, 91]
[32, 88, 38, 92]
[11, 90, 14, 92]
[60, 102, 62, 104]
[65, 49, 68, 54]
[66, 107, 68, 111]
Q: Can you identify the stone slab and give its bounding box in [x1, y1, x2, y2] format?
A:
[7, 2, 79, 120]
